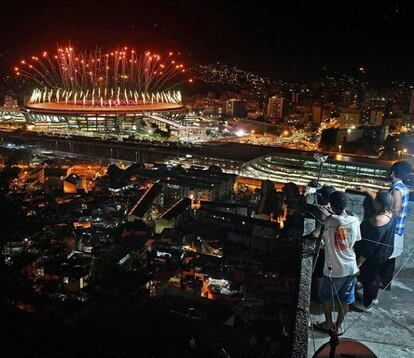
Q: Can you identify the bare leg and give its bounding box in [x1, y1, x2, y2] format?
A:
[335, 303, 349, 334]
[319, 303, 335, 330]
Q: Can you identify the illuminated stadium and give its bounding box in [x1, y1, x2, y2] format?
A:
[23, 99, 187, 134]
[17, 45, 190, 135]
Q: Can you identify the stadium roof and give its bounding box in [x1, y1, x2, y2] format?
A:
[25, 102, 185, 115]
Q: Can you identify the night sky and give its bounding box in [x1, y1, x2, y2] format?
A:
[0, 0, 412, 83]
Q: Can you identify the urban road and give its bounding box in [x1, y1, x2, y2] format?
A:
[0, 130, 209, 165]
[0, 130, 391, 191]
[1, 130, 311, 168]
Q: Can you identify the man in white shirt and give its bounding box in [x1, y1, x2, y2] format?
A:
[315, 191, 361, 334]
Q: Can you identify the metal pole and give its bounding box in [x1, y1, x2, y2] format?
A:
[316, 163, 323, 187]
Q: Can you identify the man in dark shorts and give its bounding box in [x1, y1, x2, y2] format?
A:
[315, 191, 361, 334]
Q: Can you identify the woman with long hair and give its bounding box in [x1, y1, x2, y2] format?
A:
[357, 191, 396, 307]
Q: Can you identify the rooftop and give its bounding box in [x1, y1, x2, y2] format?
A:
[308, 275, 414, 357]
[127, 182, 162, 217]
[191, 142, 395, 168]
[158, 197, 191, 220]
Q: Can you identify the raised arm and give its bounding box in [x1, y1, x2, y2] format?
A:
[357, 186, 377, 201]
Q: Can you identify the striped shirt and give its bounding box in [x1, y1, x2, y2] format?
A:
[389, 180, 410, 236]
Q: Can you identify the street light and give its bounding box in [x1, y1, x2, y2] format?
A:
[338, 145, 342, 152]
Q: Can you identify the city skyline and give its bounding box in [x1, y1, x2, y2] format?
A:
[0, 2, 413, 357]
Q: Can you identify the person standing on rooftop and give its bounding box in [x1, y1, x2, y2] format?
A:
[356, 191, 396, 307]
[315, 191, 361, 334]
[358, 161, 411, 289]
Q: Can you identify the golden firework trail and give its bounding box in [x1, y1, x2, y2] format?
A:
[15, 45, 189, 106]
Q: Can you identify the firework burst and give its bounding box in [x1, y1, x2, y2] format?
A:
[15, 45, 187, 107]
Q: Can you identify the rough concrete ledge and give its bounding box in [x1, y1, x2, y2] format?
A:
[290, 239, 315, 357]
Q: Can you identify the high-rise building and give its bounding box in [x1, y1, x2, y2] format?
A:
[338, 106, 361, 128]
[311, 105, 322, 125]
[369, 110, 384, 126]
[267, 96, 286, 123]
[360, 104, 371, 123]
[322, 107, 331, 121]
[409, 89, 414, 117]
[291, 92, 300, 105]
[225, 99, 246, 117]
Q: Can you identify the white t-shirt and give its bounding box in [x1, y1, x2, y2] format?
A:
[323, 213, 361, 277]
